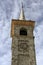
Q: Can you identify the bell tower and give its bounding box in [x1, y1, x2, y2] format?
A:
[11, 3, 36, 65]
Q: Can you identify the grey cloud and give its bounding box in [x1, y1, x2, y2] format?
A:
[0, 0, 43, 65]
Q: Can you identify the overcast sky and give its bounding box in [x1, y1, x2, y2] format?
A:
[0, 0, 43, 65]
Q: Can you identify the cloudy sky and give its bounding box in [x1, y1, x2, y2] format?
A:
[0, 0, 43, 65]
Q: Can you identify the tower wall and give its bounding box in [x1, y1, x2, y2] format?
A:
[11, 19, 36, 65]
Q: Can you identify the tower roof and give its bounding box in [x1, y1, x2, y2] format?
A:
[19, 3, 25, 20]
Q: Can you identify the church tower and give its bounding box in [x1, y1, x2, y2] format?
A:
[11, 4, 36, 65]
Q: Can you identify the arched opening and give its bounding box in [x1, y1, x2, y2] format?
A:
[20, 28, 27, 36]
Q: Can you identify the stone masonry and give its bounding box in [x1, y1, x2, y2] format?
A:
[11, 20, 36, 65]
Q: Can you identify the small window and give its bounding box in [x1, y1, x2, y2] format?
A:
[20, 28, 27, 35]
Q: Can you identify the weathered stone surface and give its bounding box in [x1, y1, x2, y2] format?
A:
[11, 20, 36, 65]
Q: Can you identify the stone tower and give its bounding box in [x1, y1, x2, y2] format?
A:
[11, 4, 36, 65]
